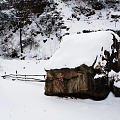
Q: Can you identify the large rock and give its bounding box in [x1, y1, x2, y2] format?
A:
[45, 31, 120, 100]
[45, 64, 110, 100]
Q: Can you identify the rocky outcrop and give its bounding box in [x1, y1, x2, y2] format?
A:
[45, 64, 110, 100]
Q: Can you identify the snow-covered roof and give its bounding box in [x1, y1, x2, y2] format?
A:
[46, 31, 120, 70]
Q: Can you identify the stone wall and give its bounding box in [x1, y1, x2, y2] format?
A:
[45, 64, 110, 100]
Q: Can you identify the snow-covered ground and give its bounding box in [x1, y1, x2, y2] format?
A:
[0, 60, 120, 120]
[0, 1, 120, 119]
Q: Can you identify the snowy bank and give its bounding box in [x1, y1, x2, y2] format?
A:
[0, 60, 120, 120]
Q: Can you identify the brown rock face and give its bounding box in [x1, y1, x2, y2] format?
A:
[45, 64, 110, 100]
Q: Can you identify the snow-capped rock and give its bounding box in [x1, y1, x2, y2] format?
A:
[46, 31, 120, 70]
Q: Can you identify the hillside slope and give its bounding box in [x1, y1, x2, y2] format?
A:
[0, 0, 120, 59]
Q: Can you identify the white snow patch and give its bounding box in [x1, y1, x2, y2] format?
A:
[111, 11, 120, 16]
[114, 81, 120, 88]
[109, 70, 120, 80]
[0, 0, 6, 3]
[109, 70, 120, 88]
[94, 74, 105, 79]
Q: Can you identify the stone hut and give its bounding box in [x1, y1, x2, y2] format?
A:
[45, 31, 120, 100]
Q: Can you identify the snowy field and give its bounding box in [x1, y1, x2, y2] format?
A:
[0, 60, 120, 120]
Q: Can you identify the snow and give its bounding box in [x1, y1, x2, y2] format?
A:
[46, 31, 120, 70]
[109, 70, 120, 81]
[94, 74, 105, 79]
[55, 0, 120, 35]
[109, 70, 120, 88]
[1, 8, 15, 16]
[22, 1, 120, 59]
[114, 81, 120, 88]
[0, 1, 120, 119]
[0, 0, 6, 3]
[1, 0, 120, 59]
[111, 11, 120, 16]
[1, 60, 47, 80]
[0, 60, 120, 120]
